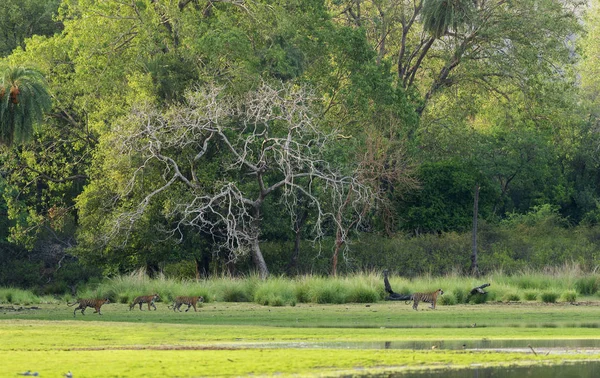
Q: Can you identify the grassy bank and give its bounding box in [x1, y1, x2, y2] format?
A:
[1, 301, 600, 328]
[1, 302, 599, 377]
[2, 269, 597, 307]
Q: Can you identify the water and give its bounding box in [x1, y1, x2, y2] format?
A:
[233, 340, 600, 377]
[257, 339, 600, 351]
[393, 361, 600, 378]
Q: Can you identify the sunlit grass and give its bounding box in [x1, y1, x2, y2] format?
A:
[1, 269, 598, 308]
[6, 348, 597, 378]
[1, 308, 599, 377]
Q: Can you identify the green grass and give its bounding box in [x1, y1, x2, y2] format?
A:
[52, 270, 600, 307]
[7, 348, 597, 378]
[3, 301, 600, 328]
[1, 302, 599, 377]
[2, 271, 600, 376]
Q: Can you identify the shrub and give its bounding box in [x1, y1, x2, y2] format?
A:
[439, 293, 457, 306]
[452, 287, 467, 304]
[306, 279, 348, 304]
[254, 278, 297, 306]
[574, 276, 599, 295]
[540, 292, 559, 303]
[524, 291, 539, 301]
[345, 276, 380, 303]
[219, 280, 253, 302]
[560, 290, 577, 303]
[467, 289, 495, 304]
[503, 292, 521, 302]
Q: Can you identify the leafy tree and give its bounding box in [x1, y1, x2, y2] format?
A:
[0, 0, 62, 57]
[572, 0, 600, 224]
[0, 66, 52, 147]
[76, 83, 374, 279]
[398, 160, 493, 234]
[333, 0, 582, 115]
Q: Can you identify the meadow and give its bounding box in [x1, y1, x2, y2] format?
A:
[1, 271, 599, 377]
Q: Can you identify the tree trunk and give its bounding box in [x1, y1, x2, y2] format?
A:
[194, 257, 201, 281]
[251, 237, 269, 279]
[287, 225, 302, 276]
[287, 205, 307, 276]
[250, 204, 269, 279]
[146, 261, 160, 278]
[332, 228, 343, 277]
[470, 184, 480, 276]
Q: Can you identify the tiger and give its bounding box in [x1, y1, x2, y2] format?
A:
[168, 296, 204, 312]
[410, 289, 444, 310]
[129, 293, 160, 311]
[67, 298, 110, 317]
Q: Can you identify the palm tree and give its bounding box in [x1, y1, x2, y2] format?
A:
[0, 66, 52, 147]
[421, 0, 475, 38]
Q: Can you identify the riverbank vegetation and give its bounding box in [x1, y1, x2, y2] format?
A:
[0, 268, 598, 307]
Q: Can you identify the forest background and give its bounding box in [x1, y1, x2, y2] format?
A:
[1, 0, 600, 294]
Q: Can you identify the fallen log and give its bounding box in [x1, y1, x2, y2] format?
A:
[383, 270, 412, 301]
[469, 283, 490, 295]
[383, 270, 490, 302]
[466, 283, 490, 302]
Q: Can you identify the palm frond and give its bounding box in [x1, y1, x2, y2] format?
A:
[0, 66, 52, 146]
[421, 0, 476, 38]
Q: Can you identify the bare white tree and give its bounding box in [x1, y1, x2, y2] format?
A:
[108, 82, 374, 278]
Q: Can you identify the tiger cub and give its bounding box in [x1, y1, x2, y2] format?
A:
[129, 293, 160, 311]
[411, 289, 443, 310]
[67, 298, 110, 317]
[168, 296, 204, 312]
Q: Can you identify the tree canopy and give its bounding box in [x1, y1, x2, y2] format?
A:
[0, 0, 598, 282]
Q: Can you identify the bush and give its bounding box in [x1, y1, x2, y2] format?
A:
[254, 278, 297, 306]
[452, 287, 467, 304]
[540, 292, 559, 303]
[0, 288, 39, 304]
[214, 279, 254, 302]
[344, 275, 380, 303]
[524, 291, 538, 301]
[574, 276, 599, 295]
[439, 293, 457, 306]
[466, 288, 494, 304]
[560, 290, 577, 303]
[503, 292, 521, 302]
[308, 280, 348, 304]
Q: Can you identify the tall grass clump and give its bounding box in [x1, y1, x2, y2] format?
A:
[561, 290, 577, 303]
[207, 275, 258, 302]
[100, 270, 156, 303]
[523, 290, 539, 301]
[302, 276, 349, 304]
[540, 291, 559, 303]
[342, 273, 381, 303]
[90, 269, 210, 304]
[0, 288, 46, 305]
[503, 292, 521, 302]
[254, 277, 296, 306]
[574, 275, 599, 295]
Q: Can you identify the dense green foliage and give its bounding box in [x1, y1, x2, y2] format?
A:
[0, 0, 599, 288]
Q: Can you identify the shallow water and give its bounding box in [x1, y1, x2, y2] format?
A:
[254, 339, 600, 351]
[393, 361, 600, 378]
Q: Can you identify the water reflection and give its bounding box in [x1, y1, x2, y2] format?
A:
[275, 339, 600, 351]
[378, 339, 600, 351]
[392, 361, 600, 378]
